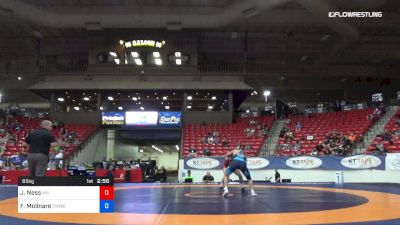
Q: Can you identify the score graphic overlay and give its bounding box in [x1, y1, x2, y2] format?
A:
[18, 177, 114, 213]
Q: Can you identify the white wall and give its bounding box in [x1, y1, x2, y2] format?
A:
[178, 159, 400, 183]
[114, 141, 179, 171]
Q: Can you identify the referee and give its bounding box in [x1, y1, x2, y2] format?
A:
[23, 120, 57, 177]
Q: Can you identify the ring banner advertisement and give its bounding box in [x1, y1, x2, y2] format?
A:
[386, 153, 400, 171]
[183, 155, 385, 170]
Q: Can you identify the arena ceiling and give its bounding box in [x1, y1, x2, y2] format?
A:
[0, 0, 399, 104]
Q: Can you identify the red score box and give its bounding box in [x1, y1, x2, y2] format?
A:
[100, 186, 114, 200]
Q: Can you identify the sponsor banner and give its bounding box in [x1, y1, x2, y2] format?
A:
[183, 155, 385, 170]
[386, 153, 400, 171]
[101, 112, 124, 126]
[158, 112, 182, 126]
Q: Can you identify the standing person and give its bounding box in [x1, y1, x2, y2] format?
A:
[275, 169, 281, 183]
[222, 148, 257, 197]
[23, 120, 57, 177]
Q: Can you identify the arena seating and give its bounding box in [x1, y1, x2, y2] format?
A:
[182, 116, 275, 157]
[276, 108, 374, 156]
[366, 109, 400, 153]
[1, 117, 97, 160]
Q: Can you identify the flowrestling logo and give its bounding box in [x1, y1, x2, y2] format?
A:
[286, 156, 323, 169]
[329, 12, 382, 18]
[247, 158, 269, 169]
[186, 158, 220, 170]
[341, 155, 381, 169]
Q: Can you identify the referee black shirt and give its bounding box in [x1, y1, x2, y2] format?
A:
[25, 128, 56, 155]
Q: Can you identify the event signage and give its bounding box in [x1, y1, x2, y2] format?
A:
[286, 156, 323, 169]
[101, 112, 124, 126]
[185, 157, 220, 170]
[247, 157, 270, 169]
[122, 40, 165, 48]
[158, 112, 182, 126]
[183, 155, 385, 170]
[386, 153, 400, 171]
[340, 155, 382, 169]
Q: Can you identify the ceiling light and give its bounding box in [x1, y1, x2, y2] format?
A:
[161, 102, 164, 105]
[176, 59, 182, 65]
[187, 105, 192, 109]
[165, 106, 170, 110]
[152, 145, 155, 148]
[118, 106, 123, 110]
[139, 149, 144, 153]
[83, 97, 90, 101]
[175, 52, 181, 57]
[108, 96, 114, 101]
[211, 96, 217, 100]
[57, 98, 64, 102]
[114, 59, 120, 64]
[162, 96, 168, 100]
[131, 52, 139, 58]
[73, 106, 80, 111]
[140, 107, 144, 110]
[187, 96, 192, 100]
[134, 58, 143, 65]
[246, 109, 250, 113]
[17, 76, 22, 80]
[263, 90, 271, 97]
[176, 145, 179, 150]
[132, 97, 138, 101]
[155, 58, 162, 66]
[208, 106, 213, 110]
[153, 52, 160, 58]
[109, 52, 117, 57]
[100, 106, 104, 110]
[119, 40, 124, 45]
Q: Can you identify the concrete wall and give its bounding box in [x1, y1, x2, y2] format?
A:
[50, 111, 101, 125]
[70, 129, 107, 165]
[183, 111, 232, 125]
[178, 159, 400, 184]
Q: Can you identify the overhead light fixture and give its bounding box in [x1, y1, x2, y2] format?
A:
[83, 97, 90, 101]
[134, 58, 142, 65]
[165, 106, 170, 110]
[162, 96, 168, 100]
[108, 96, 114, 101]
[17, 76, 22, 80]
[153, 52, 160, 58]
[131, 52, 139, 58]
[208, 106, 213, 110]
[109, 52, 117, 57]
[100, 106, 104, 110]
[114, 59, 120, 64]
[132, 97, 138, 101]
[152, 145, 155, 148]
[176, 145, 179, 150]
[211, 96, 217, 100]
[155, 58, 162, 66]
[139, 149, 144, 153]
[57, 98, 64, 102]
[246, 109, 250, 113]
[140, 107, 144, 110]
[73, 106, 80, 111]
[175, 52, 181, 57]
[118, 106, 123, 110]
[187, 96, 192, 100]
[119, 40, 124, 45]
[263, 90, 271, 97]
[176, 59, 182, 65]
[187, 105, 192, 109]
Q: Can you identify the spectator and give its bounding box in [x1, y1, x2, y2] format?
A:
[222, 138, 229, 147]
[294, 140, 302, 155]
[155, 166, 167, 183]
[295, 121, 302, 132]
[184, 170, 193, 183]
[202, 171, 214, 183]
[275, 169, 281, 183]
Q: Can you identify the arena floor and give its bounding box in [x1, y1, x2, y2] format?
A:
[1, 183, 400, 225]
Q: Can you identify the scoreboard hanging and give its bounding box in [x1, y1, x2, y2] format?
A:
[18, 177, 114, 213]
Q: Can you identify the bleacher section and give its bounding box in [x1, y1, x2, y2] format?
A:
[276, 108, 374, 156]
[367, 109, 400, 153]
[182, 116, 275, 157]
[1, 117, 97, 160]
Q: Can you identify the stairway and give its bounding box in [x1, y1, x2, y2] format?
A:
[260, 119, 286, 156]
[356, 106, 399, 154]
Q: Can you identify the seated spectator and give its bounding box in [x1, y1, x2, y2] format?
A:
[155, 166, 167, 183]
[294, 140, 302, 155]
[295, 121, 302, 132]
[189, 147, 197, 157]
[348, 133, 357, 144]
[202, 171, 214, 183]
[222, 138, 229, 147]
[184, 170, 193, 183]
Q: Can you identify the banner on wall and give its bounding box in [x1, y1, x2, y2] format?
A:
[386, 153, 400, 171]
[183, 155, 385, 170]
